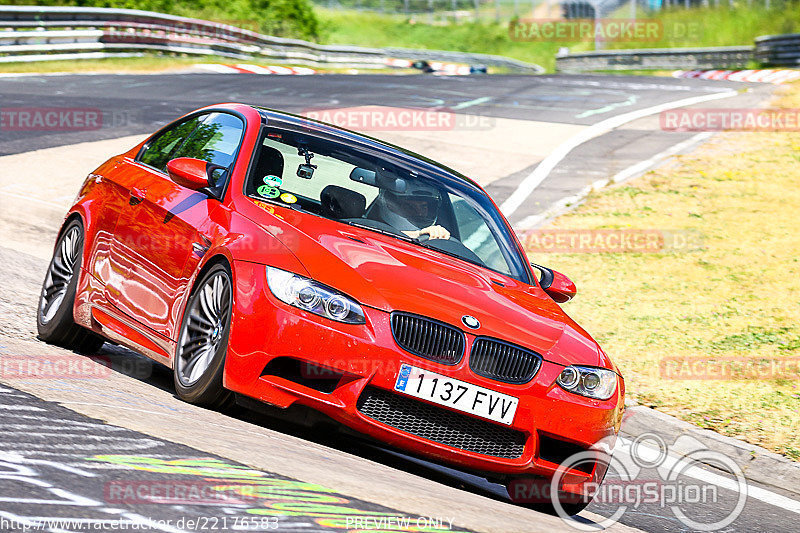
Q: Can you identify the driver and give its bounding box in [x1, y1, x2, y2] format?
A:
[372, 182, 450, 240]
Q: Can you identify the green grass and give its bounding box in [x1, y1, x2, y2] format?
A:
[4, 5, 800, 74]
[317, 5, 800, 73]
[317, 9, 560, 71]
[521, 82, 800, 459]
[605, 4, 800, 50]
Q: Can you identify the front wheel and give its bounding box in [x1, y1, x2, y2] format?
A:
[37, 220, 104, 353]
[173, 263, 233, 408]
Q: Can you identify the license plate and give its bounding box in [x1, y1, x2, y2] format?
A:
[394, 364, 518, 425]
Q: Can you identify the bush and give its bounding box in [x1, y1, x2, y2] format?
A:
[7, 0, 320, 40]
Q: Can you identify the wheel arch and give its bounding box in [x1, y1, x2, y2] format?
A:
[170, 252, 235, 355]
[191, 254, 234, 297]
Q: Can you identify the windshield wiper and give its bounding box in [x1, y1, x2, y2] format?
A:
[414, 240, 481, 265]
[344, 220, 483, 266]
[343, 220, 416, 243]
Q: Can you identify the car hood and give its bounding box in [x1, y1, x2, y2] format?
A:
[254, 209, 607, 368]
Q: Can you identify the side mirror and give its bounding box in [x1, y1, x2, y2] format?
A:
[531, 263, 577, 303]
[167, 157, 211, 190]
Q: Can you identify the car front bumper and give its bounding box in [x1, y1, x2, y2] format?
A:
[225, 261, 624, 485]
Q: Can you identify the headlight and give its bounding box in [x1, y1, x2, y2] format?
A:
[266, 266, 365, 324]
[556, 365, 617, 400]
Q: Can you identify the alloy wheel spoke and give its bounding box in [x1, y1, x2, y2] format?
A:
[51, 255, 73, 280]
[187, 320, 213, 336]
[182, 345, 210, 382]
[39, 226, 81, 326]
[199, 284, 216, 323]
[43, 290, 67, 322]
[190, 309, 214, 326]
[177, 272, 231, 386]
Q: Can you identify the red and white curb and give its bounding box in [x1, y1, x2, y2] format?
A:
[194, 63, 316, 75]
[673, 69, 800, 84]
[196, 60, 472, 76]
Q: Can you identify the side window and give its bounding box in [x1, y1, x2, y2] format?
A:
[138, 116, 203, 171]
[173, 112, 245, 188]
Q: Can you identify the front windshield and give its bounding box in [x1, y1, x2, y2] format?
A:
[245, 127, 528, 282]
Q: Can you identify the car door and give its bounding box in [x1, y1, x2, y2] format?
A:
[106, 112, 245, 340]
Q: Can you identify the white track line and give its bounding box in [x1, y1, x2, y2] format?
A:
[616, 437, 800, 515]
[0, 189, 66, 209]
[608, 132, 712, 184]
[0, 404, 44, 411]
[515, 132, 712, 230]
[500, 89, 738, 218]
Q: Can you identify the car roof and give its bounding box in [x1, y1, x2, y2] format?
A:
[251, 105, 484, 192]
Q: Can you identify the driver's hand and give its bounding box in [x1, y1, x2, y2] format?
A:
[404, 225, 450, 240]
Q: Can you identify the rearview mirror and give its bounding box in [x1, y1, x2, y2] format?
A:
[349, 166, 407, 193]
[349, 166, 376, 186]
[167, 158, 211, 190]
[531, 263, 577, 303]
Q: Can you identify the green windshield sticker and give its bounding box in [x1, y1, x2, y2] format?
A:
[257, 185, 281, 199]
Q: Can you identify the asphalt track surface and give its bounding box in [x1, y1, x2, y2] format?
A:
[0, 72, 773, 224]
[0, 72, 795, 532]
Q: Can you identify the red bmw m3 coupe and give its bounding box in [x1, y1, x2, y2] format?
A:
[37, 103, 624, 514]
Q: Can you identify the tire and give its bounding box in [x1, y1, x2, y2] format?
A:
[37, 220, 104, 354]
[173, 263, 233, 408]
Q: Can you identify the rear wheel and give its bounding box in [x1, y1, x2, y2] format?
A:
[37, 220, 104, 353]
[173, 263, 233, 408]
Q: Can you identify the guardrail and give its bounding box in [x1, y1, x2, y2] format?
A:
[0, 5, 543, 72]
[555, 46, 754, 72]
[755, 33, 800, 67]
[556, 31, 800, 72]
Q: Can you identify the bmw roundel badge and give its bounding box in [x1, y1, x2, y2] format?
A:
[461, 315, 480, 329]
